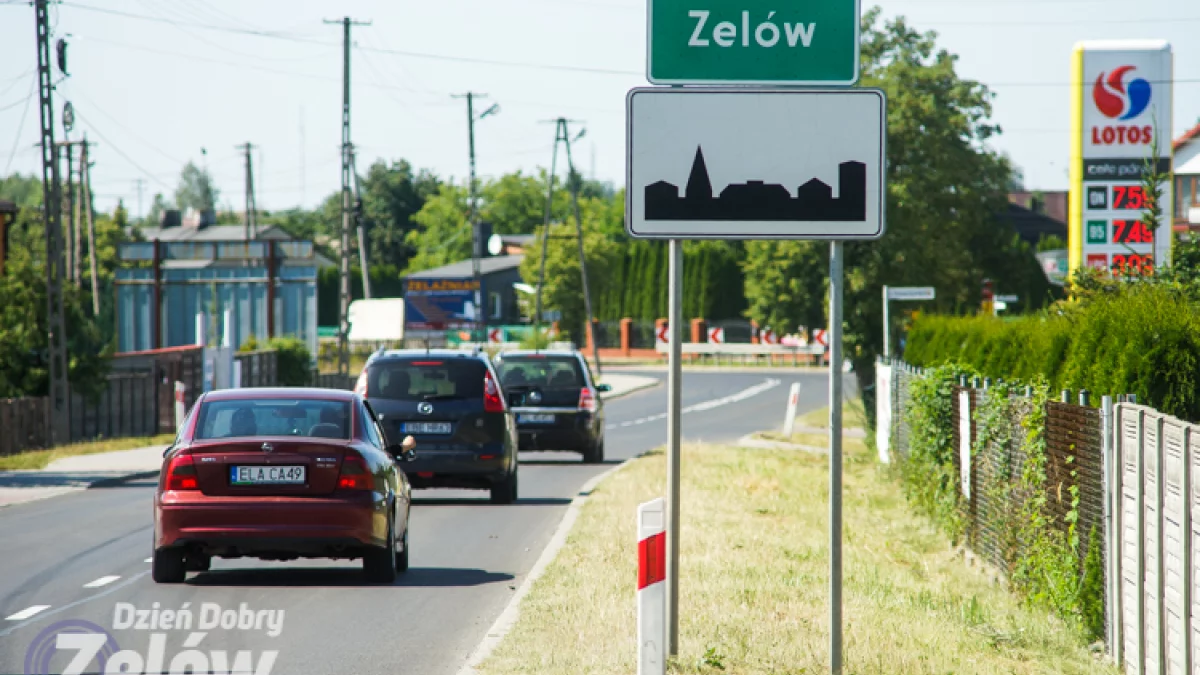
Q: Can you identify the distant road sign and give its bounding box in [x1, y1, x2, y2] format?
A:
[626, 88, 886, 240]
[994, 294, 1019, 303]
[656, 324, 670, 344]
[887, 287, 935, 301]
[488, 327, 502, 344]
[708, 327, 724, 344]
[647, 0, 861, 85]
[812, 329, 828, 348]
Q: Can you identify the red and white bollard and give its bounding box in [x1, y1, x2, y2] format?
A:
[782, 382, 801, 437]
[638, 498, 666, 675]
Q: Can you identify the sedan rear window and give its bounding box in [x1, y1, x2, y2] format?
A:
[496, 356, 585, 390]
[195, 399, 352, 440]
[367, 359, 486, 401]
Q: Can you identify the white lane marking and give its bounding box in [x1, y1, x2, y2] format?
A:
[5, 605, 50, 621]
[606, 379, 784, 431]
[0, 571, 149, 638]
[83, 575, 120, 588]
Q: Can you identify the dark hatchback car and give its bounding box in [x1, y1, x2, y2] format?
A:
[493, 350, 609, 463]
[354, 349, 519, 504]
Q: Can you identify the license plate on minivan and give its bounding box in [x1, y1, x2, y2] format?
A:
[403, 422, 452, 434]
[230, 465, 305, 485]
[518, 414, 556, 424]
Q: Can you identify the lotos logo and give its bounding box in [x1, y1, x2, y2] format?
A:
[1093, 66, 1151, 120]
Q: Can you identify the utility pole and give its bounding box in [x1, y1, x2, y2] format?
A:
[62, 141, 75, 284]
[82, 135, 100, 317]
[325, 15, 370, 378]
[239, 142, 258, 241]
[453, 92, 499, 345]
[560, 120, 602, 376]
[534, 121, 565, 345]
[349, 144, 371, 300]
[35, 0, 71, 445]
[535, 119, 599, 366]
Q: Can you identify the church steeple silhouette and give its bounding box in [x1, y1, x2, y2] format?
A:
[684, 147, 712, 200]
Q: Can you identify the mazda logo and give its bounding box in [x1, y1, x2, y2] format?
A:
[417, 402, 434, 415]
[261, 442, 274, 453]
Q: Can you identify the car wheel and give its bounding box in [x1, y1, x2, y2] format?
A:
[582, 438, 604, 464]
[395, 522, 410, 574]
[364, 518, 397, 583]
[152, 548, 186, 584]
[490, 469, 518, 505]
[185, 553, 211, 572]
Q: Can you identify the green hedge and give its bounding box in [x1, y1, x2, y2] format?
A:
[905, 284, 1200, 420]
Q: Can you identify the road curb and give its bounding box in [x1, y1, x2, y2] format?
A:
[87, 470, 161, 489]
[600, 378, 661, 401]
[737, 434, 827, 454]
[457, 456, 639, 675]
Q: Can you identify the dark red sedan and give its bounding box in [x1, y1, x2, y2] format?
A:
[153, 388, 416, 584]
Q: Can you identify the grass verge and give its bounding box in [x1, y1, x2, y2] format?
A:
[476, 417, 1111, 674]
[0, 434, 175, 471]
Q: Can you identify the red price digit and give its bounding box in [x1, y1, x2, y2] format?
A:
[1113, 185, 1150, 210]
[1113, 220, 1156, 244]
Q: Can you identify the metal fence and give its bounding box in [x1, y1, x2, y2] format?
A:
[0, 398, 48, 457]
[235, 350, 278, 388]
[878, 361, 1113, 658]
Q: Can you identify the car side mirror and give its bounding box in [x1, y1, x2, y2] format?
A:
[596, 384, 612, 393]
[162, 444, 175, 459]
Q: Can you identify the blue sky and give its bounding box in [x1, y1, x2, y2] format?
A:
[0, 0, 1196, 216]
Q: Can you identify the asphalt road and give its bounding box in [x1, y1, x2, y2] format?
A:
[0, 369, 839, 675]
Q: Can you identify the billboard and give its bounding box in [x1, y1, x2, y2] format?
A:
[1069, 40, 1173, 277]
[404, 278, 480, 331]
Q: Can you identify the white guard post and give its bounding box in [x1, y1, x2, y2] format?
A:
[174, 381, 186, 430]
[638, 497, 667, 675]
[782, 382, 801, 437]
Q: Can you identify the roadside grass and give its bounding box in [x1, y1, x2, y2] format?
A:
[796, 399, 869, 430]
[476, 422, 1111, 674]
[0, 434, 175, 471]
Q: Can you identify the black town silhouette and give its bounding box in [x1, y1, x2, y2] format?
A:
[644, 147, 867, 222]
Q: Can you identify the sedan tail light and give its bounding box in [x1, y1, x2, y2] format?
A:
[484, 371, 506, 413]
[578, 387, 598, 413]
[165, 454, 199, 491]
[337, 454, 375, 490]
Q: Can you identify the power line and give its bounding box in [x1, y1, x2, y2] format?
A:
[72, 109, 174, 190]
[63, 2, 642, 76]
[2, 79, 36, 176]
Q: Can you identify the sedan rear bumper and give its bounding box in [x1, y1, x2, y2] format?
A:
[155, 491, 384, 552]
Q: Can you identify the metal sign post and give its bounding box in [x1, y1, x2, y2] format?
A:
[633, 5, 881, 670]
[665, 239, 684, 656]
[828, 241, 844, 675]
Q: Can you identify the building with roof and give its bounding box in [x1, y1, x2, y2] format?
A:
[1174, 122, 1200, 232]
[115, 213, 330, 359]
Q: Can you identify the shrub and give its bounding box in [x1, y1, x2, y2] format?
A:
[905, 284, 1200, 420]
[267, 336, 312, 386]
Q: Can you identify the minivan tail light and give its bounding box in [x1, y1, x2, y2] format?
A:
[484, 371, 506, 413]
[354, 370, 368, 397]
[165, 454, 199, 491]
[337, 455, 375, 490]
[579, 387, 597, 413]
